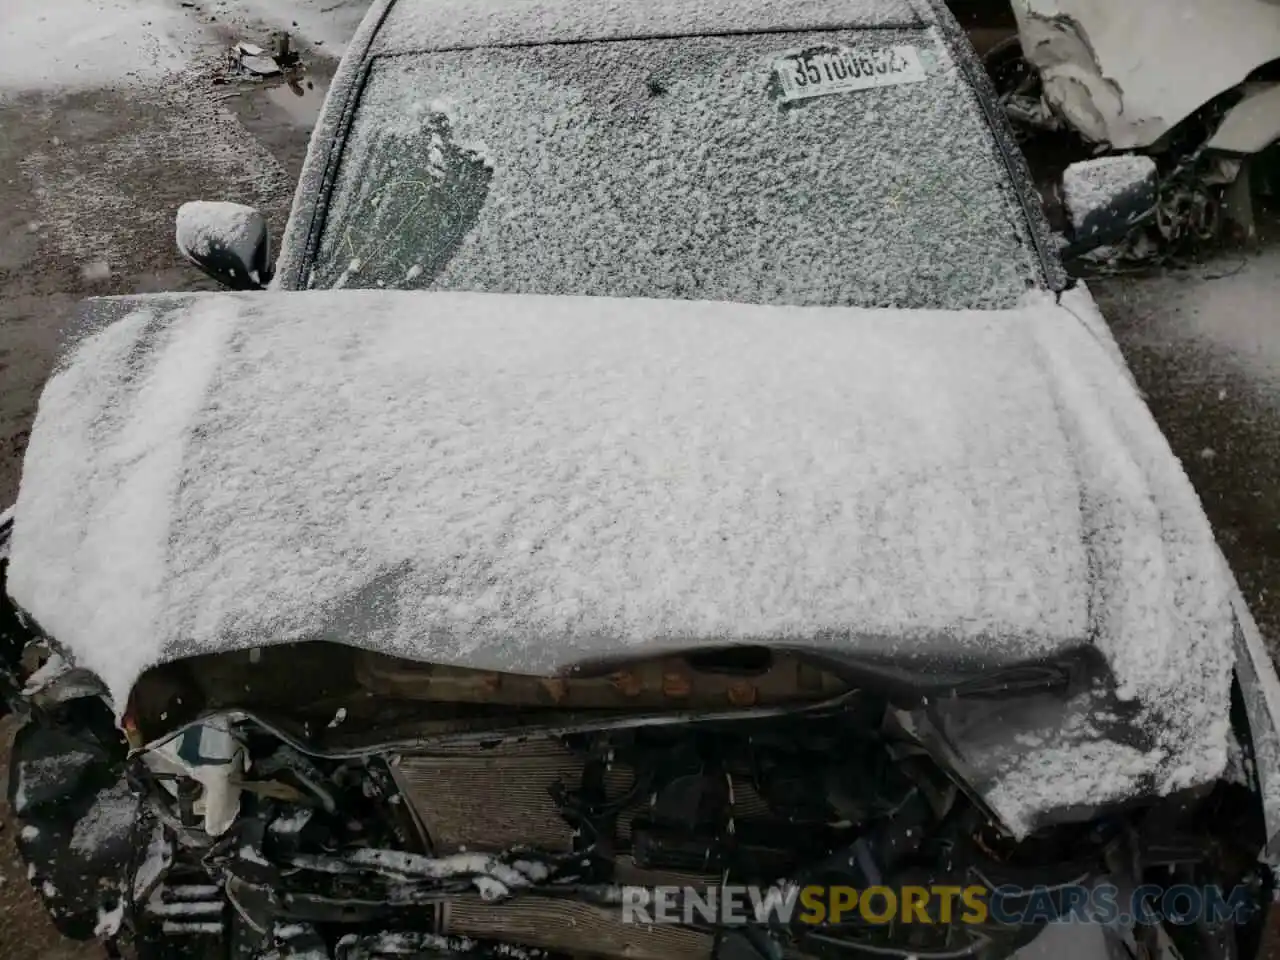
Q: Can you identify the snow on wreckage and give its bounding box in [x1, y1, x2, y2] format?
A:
[2, 0, 1280, 957]
[0, 287, 1274, 959]
[0, 293, 1247, 792]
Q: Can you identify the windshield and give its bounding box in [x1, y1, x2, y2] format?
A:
[312, 29, 1045, 309]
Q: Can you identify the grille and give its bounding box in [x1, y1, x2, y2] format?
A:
[394, 740, 776, 959]
[396, 740, 771, 854]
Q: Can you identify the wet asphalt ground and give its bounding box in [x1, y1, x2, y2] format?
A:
[0, 20, 1278, 960]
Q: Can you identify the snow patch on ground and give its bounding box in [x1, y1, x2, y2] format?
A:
[1097, 249, 1280, 393]
[0, 0, 206, 94]
[20, 90, 292, 270]
[79, 260, 112, 282]
[0, 0, 365, 95]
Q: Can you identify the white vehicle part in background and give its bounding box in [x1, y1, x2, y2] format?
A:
[1012, 0, 1280, 149]
[1208, 82, 1280, 153]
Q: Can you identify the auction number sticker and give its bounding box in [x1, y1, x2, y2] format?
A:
[773, 45, 927, 101]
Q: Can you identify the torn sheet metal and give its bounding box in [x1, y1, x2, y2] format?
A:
[1013, 0, 1280, 149]
[1208, 82, 1280, 153]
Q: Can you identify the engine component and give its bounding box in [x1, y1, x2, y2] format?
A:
[393, 739, 773, 858]
[377, 714, 945, 959]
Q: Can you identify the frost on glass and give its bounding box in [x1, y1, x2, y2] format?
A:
[318, 109, 493, 289]
[314, 29, 1043, 309]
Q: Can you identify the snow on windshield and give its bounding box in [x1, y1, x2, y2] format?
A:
[313, 29, 1044, 309]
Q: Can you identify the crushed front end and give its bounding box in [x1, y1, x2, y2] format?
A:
[3, 541, 1277, 960]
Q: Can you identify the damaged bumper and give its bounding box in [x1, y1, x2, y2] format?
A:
[4, 505, 1280, 958]
[4, 499, 1280, 960]
[2, 643, 1279, 958]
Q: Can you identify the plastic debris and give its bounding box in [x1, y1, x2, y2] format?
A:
[233, 41, 280, 77]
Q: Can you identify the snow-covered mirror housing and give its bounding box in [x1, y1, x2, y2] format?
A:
[1059, 155, 1157, 259]
[175, 200, 273, 291]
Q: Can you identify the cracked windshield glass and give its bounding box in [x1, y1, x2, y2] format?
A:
[313, 29, 1044, 309]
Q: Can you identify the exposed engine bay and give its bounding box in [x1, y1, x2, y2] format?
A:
[5, 636, 1276, 960]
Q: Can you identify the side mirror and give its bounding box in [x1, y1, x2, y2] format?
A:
[1060, 155, 1158, 259]
[175, 201, 273, 291]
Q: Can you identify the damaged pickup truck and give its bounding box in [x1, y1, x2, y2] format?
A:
[4, 2, 1280, 960]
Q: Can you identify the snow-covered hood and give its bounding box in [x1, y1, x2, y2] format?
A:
[5, 290, 1235, 789]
